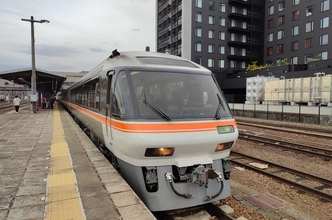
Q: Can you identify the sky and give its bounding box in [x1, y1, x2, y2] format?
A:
[0, 0, 156, 73]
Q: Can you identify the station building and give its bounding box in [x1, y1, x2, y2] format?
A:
[0, 68, 87, 105]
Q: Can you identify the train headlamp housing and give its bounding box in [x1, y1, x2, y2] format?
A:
[215, 142, 233, 152]
[145, 147, 175, 157]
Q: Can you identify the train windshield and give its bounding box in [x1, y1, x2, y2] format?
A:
[111, 70, 232, 120]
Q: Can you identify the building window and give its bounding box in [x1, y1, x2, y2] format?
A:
[220, 3, 226, 12]
[241, 48, 246, 56]
[219, 31, 225, 40]
[195, 42, 202, 51]
[321, 0, 330, 12]
[195, 27, 202, 37]
[268, 6, 274, 15]
[230, 47, 235, 55]
[267, 47, 273, 56]
[209, 1, 215, 10]
[277, 44, 284, 54]
[219, 17, 225, 26]
[242, 35, 247, 43]
[305, 38, 313, 48]
[242, 22, 247, 29]
[196, 0, 202, 8]
[219, 60, 225, 68]
[320, 51, 328, 60]
[268, 19, 274, 29]
[320, 17, 329, 29]
[279, 1, 285, 11]
[208, 44, 214, 53]
[278, 16, 285, 25]
[304, 54, 313, 63]
[219, 46, 225, 54]
[209, 15, 215, 24]
[320, 34, 329, 45]
[208, 59, 215, 67]
[291, 41, 299, 51]
[293, 0, 300, 6]
[231, 6, 236, 13]
[291, 56, 298, 64]
[292, 10, 299, 21]
[195, 13, 202, 22]
[242, 8, 247, 15]
[195, 56, 201, 65]
[241, 62, 246, 69]
[292, 26, 299, 36]
[277, 30, 284, 39]
[208, 30, 214, 38]
[267, 33, 273, 42]
[231, 33, 235, 41]
[230, 60, 235, 68]
[231, 20, 236, 27]
[276, 58, 282, 66]
[306, 21, 314, 32]
[306, 5, 314, 16]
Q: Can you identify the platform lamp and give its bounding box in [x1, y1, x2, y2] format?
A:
[21, 16, 49, 113]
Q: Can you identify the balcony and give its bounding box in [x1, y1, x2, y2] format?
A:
[228, 0, 251, 6]
[228, 0, 264, 6]
[227, 54, 251, 60]
[228, 11, 250, 19]
[228, 26, 251, 33]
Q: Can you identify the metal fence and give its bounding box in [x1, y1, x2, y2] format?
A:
[229, 102, 332, 126]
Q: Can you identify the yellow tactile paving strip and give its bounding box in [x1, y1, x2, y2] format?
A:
[45, 105, 85, 220]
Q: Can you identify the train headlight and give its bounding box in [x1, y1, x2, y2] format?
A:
[215, 142, 233, 152]
[145, 147, 175, 157]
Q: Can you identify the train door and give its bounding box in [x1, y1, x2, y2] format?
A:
[105, 70, 114, 142]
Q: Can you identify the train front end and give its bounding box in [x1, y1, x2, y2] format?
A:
[105, 54, 238, 211]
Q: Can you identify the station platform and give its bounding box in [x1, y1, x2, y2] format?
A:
[0, 103, 156, 220]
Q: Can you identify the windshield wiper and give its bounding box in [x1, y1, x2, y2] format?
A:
[143, 90, 171, 121]
[214, 93, 225, 120]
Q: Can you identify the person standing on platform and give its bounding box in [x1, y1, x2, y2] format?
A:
[49, 96, 54, 109]
[42, 97, 46, 109]
[13, 95, 21, 113]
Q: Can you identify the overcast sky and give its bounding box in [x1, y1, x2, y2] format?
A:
[0, 0, 156, 73]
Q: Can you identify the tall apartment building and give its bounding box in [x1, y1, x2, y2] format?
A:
[156, 0, 265, 73]
[265, 0, 331, 65]
[156, 0, 332, 101]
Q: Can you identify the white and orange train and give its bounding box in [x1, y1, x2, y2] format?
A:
[59, 50, 238, 211]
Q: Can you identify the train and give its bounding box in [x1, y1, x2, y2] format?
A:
[58, 50, 238, 211]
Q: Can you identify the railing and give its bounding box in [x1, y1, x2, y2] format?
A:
[227, 101, 332, 126]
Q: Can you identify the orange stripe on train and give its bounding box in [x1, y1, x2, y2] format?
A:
[66, 102, 238, 133]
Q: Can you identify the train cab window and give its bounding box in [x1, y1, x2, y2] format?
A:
[112, 71, 134, 116]
[130, 70, 231, 119]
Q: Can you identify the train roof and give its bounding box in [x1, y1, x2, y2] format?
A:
[70, 50, 209, 89]
[101, 50, 205, 70]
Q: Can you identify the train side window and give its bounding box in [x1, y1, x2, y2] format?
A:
[84, 77, 100, 111]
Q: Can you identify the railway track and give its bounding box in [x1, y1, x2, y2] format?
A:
[153, 203, 235, 220]
[0, 101, 30, 111]
[230, 151, 332, 202]
[237, 121, 332, 138]
[238, 132, 332, 160]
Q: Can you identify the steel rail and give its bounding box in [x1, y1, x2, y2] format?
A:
[237, 121, 332, 138]
[238, 133, 332, 160]
[231, 151, 332, 202]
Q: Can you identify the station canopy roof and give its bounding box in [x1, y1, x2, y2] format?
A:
[0, 68, 66, 92]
